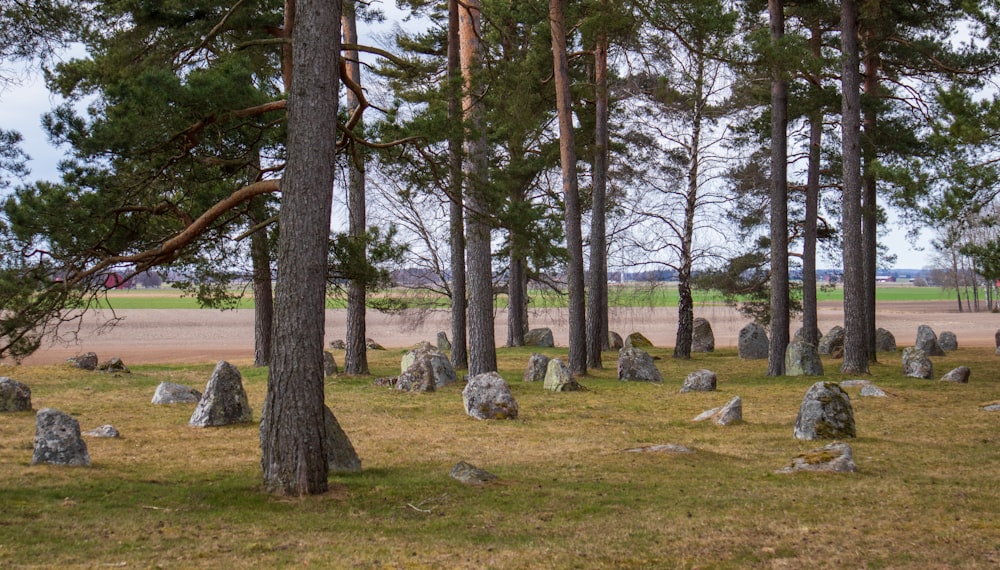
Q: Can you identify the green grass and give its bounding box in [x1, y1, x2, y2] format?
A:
[1, 347, 998, 568]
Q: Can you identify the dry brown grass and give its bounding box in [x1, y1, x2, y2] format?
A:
[1, 346, 999, 569]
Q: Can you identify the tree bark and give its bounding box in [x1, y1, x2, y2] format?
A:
[342, 0, 368, 375]
[460, 0, 496, 376]
[447, 0, 468, 370]
[550, 0, 587, 376]
[507, 254, 528, 346]
[249, 196, 273, 367]
[260, 0, 342, 495]
[839, 0, 870, 375]
[801, 21, 822, 348]
[862, 27, 880, 363]
[767, 0, 789, 376]
[587, 27, 609, 368]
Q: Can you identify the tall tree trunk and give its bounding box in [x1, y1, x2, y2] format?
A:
[507, 253, 528, 346]
[249, 196, 273, 367]
[447, 0, 468, 370]
[839, 0, 870, 375]
[343, 0, 368, 375]
[587, 27, 609, 368]
[261, 0, 342, 495]
[801, 21, 822, 348]
[767, 0, 789, 376]
[862, 27, 880, 363]
[460, 0, 497, 376]
[550, 0, 587, 375]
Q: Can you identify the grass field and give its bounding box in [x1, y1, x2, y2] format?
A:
[93, 283, 960, 310]
[2, 346, 998, 568]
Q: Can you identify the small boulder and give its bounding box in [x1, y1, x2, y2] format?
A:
[776, 442, 856, 474]
[902, 347, 933, 379]
[463, 372, 519, 420]
[938, 331, 958, 352]
[793, 382, 855, 440]
[32, 408, 90, 466]
[785, 341, 824, 376]
[914, 325, 945, 356]
[189, 361, 253, 427]
[544, 358, 582, 392]
[617, 347, 663, 383]
[691, 318, 715, 353]
[876, 328, 897, 352]
[859, 384, 888, 397]
[737, 323, 769, 360]
[323, 351, 339, 377]
[324, 406, 361, 473]
[67, 352, 99, 371]
[450, 461, 497, 485]
[98, 357, 130, 374]
[792, 327, 822, 344]
[818, 325, 845, 356]
[0, 377, 31, 412]
[680, 369, 717, 393]
[524, 328, 555, 348]
[83, 424, 120, 438]
[151, 382, 201, 404]
[523, 353, 550, 382]
[693, 396, 742, 426]
[398, 343, 457, 392]
[624, 332, 653, 349]
[982, 402, 1000, 412]
[329, 339, 346, 349]
[436, 331, 451, 351]
[366, 338, 385, 350]
[940, 366, 970, 384]
[608, 331, 624, 351]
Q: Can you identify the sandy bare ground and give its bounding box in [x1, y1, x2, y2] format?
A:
[18, 300, 1000, 366]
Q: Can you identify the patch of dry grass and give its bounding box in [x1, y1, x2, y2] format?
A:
[1, 346, 999, 569]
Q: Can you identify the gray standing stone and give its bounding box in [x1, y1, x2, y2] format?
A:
[680, 369, 717, 393]
[938, 331, 958, 352]
[0, 377, 31, 412]
[693, 396, 742, 426]
[691, 318, 715, 353]
[524, 328, 555, 348]
[463, 372, 519, 420]
[617, 347, 663, 383]
[83, 424, 120, 438]
[902, 347, 933, 379]
[624, 332, 653, 349]
[792, 327, 822, 344]
[608, 331, 624, 351]
[324, 406, 361, 473]
[738, 323, 769, 360]
[398, 343, 457, 392]
[818, 325, 845, 356]
[876, 328, 897, 352]
[67, 352, 99, 371]
[32, 408, 90, 466]
[189, 361, 253, 427]
[940, 366, 971, 383]
[915, 325, 945, 356]
[776, 442, 856, 474]
[785, 341, 824, 376]
[323, 351, 339, 377]
[793, 382, 855, 440]
[523, 353, 550, 382]
[436, 331, 451, 351]
[450, 461, 497, 484]
[151, 382, 201, 404]
[544, 358, 582, 392]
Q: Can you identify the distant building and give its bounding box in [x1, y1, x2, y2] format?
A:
[875, 275, 896, 283]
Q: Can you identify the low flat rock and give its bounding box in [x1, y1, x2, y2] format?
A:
[623, 443, 693, 454]
[67, 352, 99, 371]
[982, 401, 1000, 412]
[859, 384, 888, 398]
[83, 424, 120, 438]
[624, 332, 653, 349]
[693, 396, 742, 426]
[941, 366, 971, 383]
[450, 461, 497, 485]
[617, 347, 663, 383]
[152, 382, 202, 404]
[776, 442, 856, 474]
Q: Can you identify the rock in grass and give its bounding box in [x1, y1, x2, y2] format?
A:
[0, 377, 31, 412]
[83, 424, 120, 438]
[876, 328, 897, 352]
[941, 366, 971, 384]
[463, 372, 519, 420]
[436, 331, 451, 351]
[523, 353, 550, 382]
[902, 347, 933, 379]
[738, 323, 769, 360]
[859, 384, 888, 398]
[680, 369, 717, 393]
[693, 396, 742, 426]
[624, 332, 653, 349]
[818, 325, 845, 356]
[450, 461, 497, 485]
[323, 351, 338, 377]
[324, 406, 361, 473]
[188, 361, 253, 427]
[608, 331, 624, 351]
[67, 352, 98, 371]
[785, 341, 823, 376]
[793, 382, 855, 440]
[617, 347, 663, 383]
[32, 408, 90, 466]
[938, 331, 958, 352]
[152, 382, 201, 404]
[915, 325, 945, 356]
[982, 402, 1000, 412]
[399, 342, 457, 391]
[691, 318, 715, 353]
[776, 442, 856, 474]
[98, 357, 129, 374]
[544, 358, 582, 392]
[524, 328, 554, 348]
[623, 443, 693, 454]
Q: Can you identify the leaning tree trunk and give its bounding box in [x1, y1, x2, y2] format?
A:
[460, 0, 496, 376]
[343, 0, 369, 375]
[839, 0, 870, 375]
[587, 28, 609, 368]
[550, 0, 587, 376]
[767, 0, 790, 377]
[260, 0, 342, 495]
[446, 0, 468, 370]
